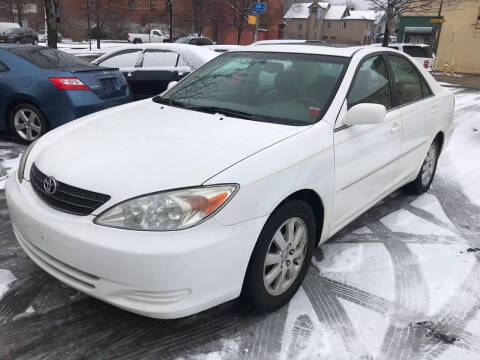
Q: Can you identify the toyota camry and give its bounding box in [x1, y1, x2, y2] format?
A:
[6, 45, 454, 319]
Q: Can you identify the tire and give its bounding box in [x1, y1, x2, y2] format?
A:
[242, 200, 316, 313]
[133, 39, 142, 44]
[9, 103, 48, 143]
[405, 138, 440, 195]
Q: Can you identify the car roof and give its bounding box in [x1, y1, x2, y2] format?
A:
[238, 44, 366, 57]
[372, 43, 431, 48]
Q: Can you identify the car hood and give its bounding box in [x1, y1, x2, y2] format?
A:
[31, 100, 305, 210]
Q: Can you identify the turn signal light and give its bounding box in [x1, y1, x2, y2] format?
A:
[49, 77, 89, 90]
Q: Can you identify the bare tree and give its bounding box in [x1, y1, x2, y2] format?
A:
[86, 0, 121, 49]
[0, 0, 33, 25]
[220, 0, 251, 44]
[44, 0, 58, 48]
[0, 0, 15, 22]
[370, 0, 468, 46]
[369, 0, 439, 46]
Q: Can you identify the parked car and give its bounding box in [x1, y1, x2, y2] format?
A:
[372, 43, 436, 71]
[0, 27, 38, 45]
[175, 36, 214, 46]
[208, 44, 243, 53]
[92, 43, 217, 100]
[0, 45, 133, 142]
[37, 29, 63, 43]
[6, 45, 454, 319]
[252, 39, 327, 46]
[0, 22, 20, 32]
[128, 29, 165, 44]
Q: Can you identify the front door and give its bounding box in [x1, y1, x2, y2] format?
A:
[331, 54, 402, 233]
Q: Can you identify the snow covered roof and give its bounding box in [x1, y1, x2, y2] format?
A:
[284, 2, 329, 19]
[344, 10, 376, 21]
[324, 5, 348, 20]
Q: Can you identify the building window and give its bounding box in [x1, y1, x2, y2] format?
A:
[330, 36, 336, 39]
[476, 6, 480, 29]
[323, 35, 327, 39]
[299, 23, 302, 29]
[129, 0, 135, 10]
[343, 22, 347, 29]
[327, 22, 331, 28]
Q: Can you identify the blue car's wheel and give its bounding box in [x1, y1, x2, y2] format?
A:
[9, 103, 47, 143]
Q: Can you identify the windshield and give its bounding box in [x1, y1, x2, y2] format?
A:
[403, 45, 433, 58]
[160, 51, 348, 125]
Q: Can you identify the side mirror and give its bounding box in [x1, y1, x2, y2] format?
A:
[343, 103, 386, 126]
[166, 81, 178, 91]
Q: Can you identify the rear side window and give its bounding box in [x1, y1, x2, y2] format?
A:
[142, 50, 179, 67]
[8, 47, 92, 69]
[348, 55, 392, 109]
[403, 46, 433, 58]
[388, 55, 423, 105]
[420, 75, 433, 97]
[99, 49, 142, 68]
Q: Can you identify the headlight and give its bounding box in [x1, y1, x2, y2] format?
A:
[17, 140, 38, 183]
[94, 184, 239, 231]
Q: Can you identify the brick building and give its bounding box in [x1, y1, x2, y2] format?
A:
[56, 0, 285, 44]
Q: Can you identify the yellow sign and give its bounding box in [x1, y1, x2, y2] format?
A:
[431, 18, 445, 23]
[248, 15, 257, 25]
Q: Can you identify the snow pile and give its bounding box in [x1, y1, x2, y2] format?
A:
[0, 149, 22, 190]
[0, 269, 16, 300]
[176, 339, 239, 360]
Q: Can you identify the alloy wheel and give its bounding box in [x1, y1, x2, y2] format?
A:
[13, 108, 43, 141]
[263, 217, 308, 296]
[421, 143, 437, 187]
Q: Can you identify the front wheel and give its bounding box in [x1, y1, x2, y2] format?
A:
[405, 139, 440, 195]
[242, 200, 316, 313]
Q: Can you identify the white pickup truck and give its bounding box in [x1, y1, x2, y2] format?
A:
[128, 29, 166, 44]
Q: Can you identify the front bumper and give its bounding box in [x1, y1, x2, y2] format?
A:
[6, 175, 266, 319]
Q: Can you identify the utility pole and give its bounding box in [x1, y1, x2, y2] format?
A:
[166, 0, 173, 42]
[253, 13, 259, 42]
[86, 0, 91, 51]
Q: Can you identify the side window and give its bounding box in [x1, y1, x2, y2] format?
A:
[388, 55, 423, 105]
[142, 50, 179, 67]
[0, 61, 9, 72]
[347, 55, 392, 109]
[420, 75, 433, 97]
[99, 50, 142, 68]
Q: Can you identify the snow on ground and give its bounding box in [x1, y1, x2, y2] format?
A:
[0, 143, 23, 190]
[40, 40, 131, 60]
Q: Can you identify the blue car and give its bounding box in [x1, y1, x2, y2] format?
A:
[0, 45, 133, 142]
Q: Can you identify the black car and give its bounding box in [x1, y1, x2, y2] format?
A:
[175, 36, 214, 46]
[0, 27, 38, 45]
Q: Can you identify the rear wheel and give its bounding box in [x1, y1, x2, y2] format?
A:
[133, 39, 142, 44]
[9, 103, 47, 143]
[242, 200, 316, 313]
[405, 139, 440, 195]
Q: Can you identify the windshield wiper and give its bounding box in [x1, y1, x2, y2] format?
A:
[188, 106, 256, 120]
[152, 96, 188, 108]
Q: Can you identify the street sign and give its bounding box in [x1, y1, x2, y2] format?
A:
[254, 2, 266, 11]
[431, 18, 445, 23]
[250, 9, 260, 15]
[248, 15, 257, 25]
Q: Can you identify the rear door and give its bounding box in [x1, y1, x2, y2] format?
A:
[132, 49, 187, 99]
[332, 54, 402, 232]
[387, 54, 437, 184]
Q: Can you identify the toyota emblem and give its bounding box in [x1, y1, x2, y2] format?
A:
[43, 176, 57, 194]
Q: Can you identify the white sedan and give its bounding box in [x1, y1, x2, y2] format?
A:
[6, 45, 454, 319]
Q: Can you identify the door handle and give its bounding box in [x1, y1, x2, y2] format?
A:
[391, 121, 401, 134]
[431, 107, 438, 116]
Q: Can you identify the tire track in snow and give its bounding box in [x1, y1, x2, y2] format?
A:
[412, 176, 480, 360]
[335, 233, 459, 245]
[237, 306, 289, 360]
[368, 221, 429, 360]
[303, 266, 372, 359]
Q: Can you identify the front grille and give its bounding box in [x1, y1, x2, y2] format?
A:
[30, 163, 111, 216]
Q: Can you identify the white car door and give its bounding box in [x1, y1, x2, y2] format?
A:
[331, 54, 402, 233]
[387, 54, 437, 185]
